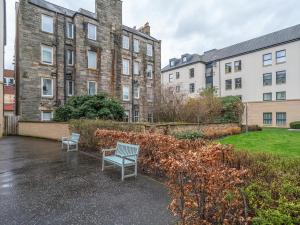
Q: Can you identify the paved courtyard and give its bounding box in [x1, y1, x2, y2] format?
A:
[0, 137, 175, 225]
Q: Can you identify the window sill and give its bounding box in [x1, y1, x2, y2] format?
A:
[263, 64, 272, 67]
[41, 96, 54, 99]
[276, 61, 286, 65]
[40, 30, 54, 35]
[40, 62, 54, 66]
[276, 83, 286, 85]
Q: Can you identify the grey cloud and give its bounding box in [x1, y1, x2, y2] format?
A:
[4, 0, 300, 69]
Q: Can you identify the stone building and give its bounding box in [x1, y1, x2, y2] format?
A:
[0, 0, 6, 137]
[15, 0, 161, 122]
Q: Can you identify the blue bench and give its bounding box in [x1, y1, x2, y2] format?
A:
[61, 133, 80, 152]
[102, 142, 140, 181]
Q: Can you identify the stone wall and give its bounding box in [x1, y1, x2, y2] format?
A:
[18, 121, 70, 140]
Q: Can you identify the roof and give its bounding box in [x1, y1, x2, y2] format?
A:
[163, 23, 300, 71]
[28, 0, 159, 41]
[161, 54, 203, 72]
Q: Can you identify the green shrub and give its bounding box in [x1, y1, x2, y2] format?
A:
[218, 96, 244, 123]
[172, 131, 203, 140]
[290, 121, 300, 129]
[54, 94, 125, 122]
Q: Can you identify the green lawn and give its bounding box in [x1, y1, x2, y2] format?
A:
[220, 128, 300, 158]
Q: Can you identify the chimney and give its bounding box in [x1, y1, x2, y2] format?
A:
[138, 22, 150, 35]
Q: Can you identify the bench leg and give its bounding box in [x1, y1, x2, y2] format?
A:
[121, 166, 124, 181]
[134, 163, 138, 177]
[102, 158, 105, 171]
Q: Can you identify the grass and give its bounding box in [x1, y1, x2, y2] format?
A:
[220, 128, 300, 158]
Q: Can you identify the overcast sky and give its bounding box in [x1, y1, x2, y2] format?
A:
[4, 0, 300, 69]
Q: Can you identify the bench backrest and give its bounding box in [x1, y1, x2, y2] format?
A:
[70, 133, 80, 143]
[116, 142, 140, 158]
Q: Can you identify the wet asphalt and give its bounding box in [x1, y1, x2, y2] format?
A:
[0, 136, 175, 225]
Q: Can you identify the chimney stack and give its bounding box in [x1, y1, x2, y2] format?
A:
[138, 22, 150, 36]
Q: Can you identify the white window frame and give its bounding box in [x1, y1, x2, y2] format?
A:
[147, 43, 153, 57]
[87, 23, 97, 40]
[41, 111, 53, 121]
[134, 111, 139, 123]
[41, 45, 54, 65]
[134, 61, 140, 75]
[41, 78, 54, 98]
[41, 14, 54, 33]
[66, 22, 74, 39]
[67, 49, 74, 66]
[67, 80, 74, 96]
[276, 50, 286, 63]
[263, 53, 272, 66]
[122, 35, 130, 50]
[134, 86, 140, 99]
[88, 80, 98, 96]
[133, 39, 140, 53]
[123, 86, 130, 101]
[147, 64, 153, 79]
[88, 51, 97, 69]
[122, 59, 130, 75]
[169, 74, 174, 83]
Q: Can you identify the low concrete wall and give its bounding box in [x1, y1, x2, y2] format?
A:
[18, 121, 70, 141]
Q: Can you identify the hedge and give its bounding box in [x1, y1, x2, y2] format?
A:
[290, 121, 300, 129]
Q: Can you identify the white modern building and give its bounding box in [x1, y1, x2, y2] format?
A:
[162, 24, 300, 128]
[0, 0, 6, 137]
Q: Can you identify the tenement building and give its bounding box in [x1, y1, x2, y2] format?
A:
[16, 0, 161, 122]
[0, 0, 6, 137]
[162, 24, 300, 128]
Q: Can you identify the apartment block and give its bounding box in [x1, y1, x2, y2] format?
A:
[0, 0, 6, 137]
[16, 0, 161, 123]
[162, 24, 300, 127]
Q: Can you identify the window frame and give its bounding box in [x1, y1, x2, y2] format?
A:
[41, 45, 54, 65]
[134, 86, 140, 99]
[41, 111, 53, 121]
[147, 64, 153, 79]
[276, 70, 286, 85]
[87, 81, 97, 96]
[133, 61, 140, 75]
[87, 50, 97, 69]
[146, 43, 153, 57]
[235, 77, 242, 89]
[122, 35, 130, 50]
[123, 86, 130, 101]
[225, 62, 232, 73]
[133, 39, 139, 53]
[225, 79, 232, 90]
[67, 49, 74, 66]
[147, 113, 154, 123]
[276, 91, 286, 101]
[87, 23, 97, 41]
[189, 83, 195, 93]
[66, 22, 74, 39]
[234, 60, 242, 72]
[176, 72, 180, 79]
[169, 74, 174, 83]
[276, 50, 286, 63]
[41, 14, 54, 34]
[134, 111, 139, 123]
[263, 92, 272, 101]
[189, 68, 195, 78]
[276, 112, 287, 126]
[67, 80, 74, 96]
[122, 58, 130, 75]
[263, 73, 272, 86]
[263, 53, 272, 66]
[41, 78, 54, 98]
[263, 112, 272, 125]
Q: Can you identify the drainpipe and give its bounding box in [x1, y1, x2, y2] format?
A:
[63, 13, 67, 104]
[131, 33, 135, 122]
[55, 12, 59, 105]
[218, 61, 221, 97]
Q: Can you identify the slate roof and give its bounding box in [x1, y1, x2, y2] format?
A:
[162, 24, 300, 72]
[161, 54, 203, 72]
[28, 0, 159, 41]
